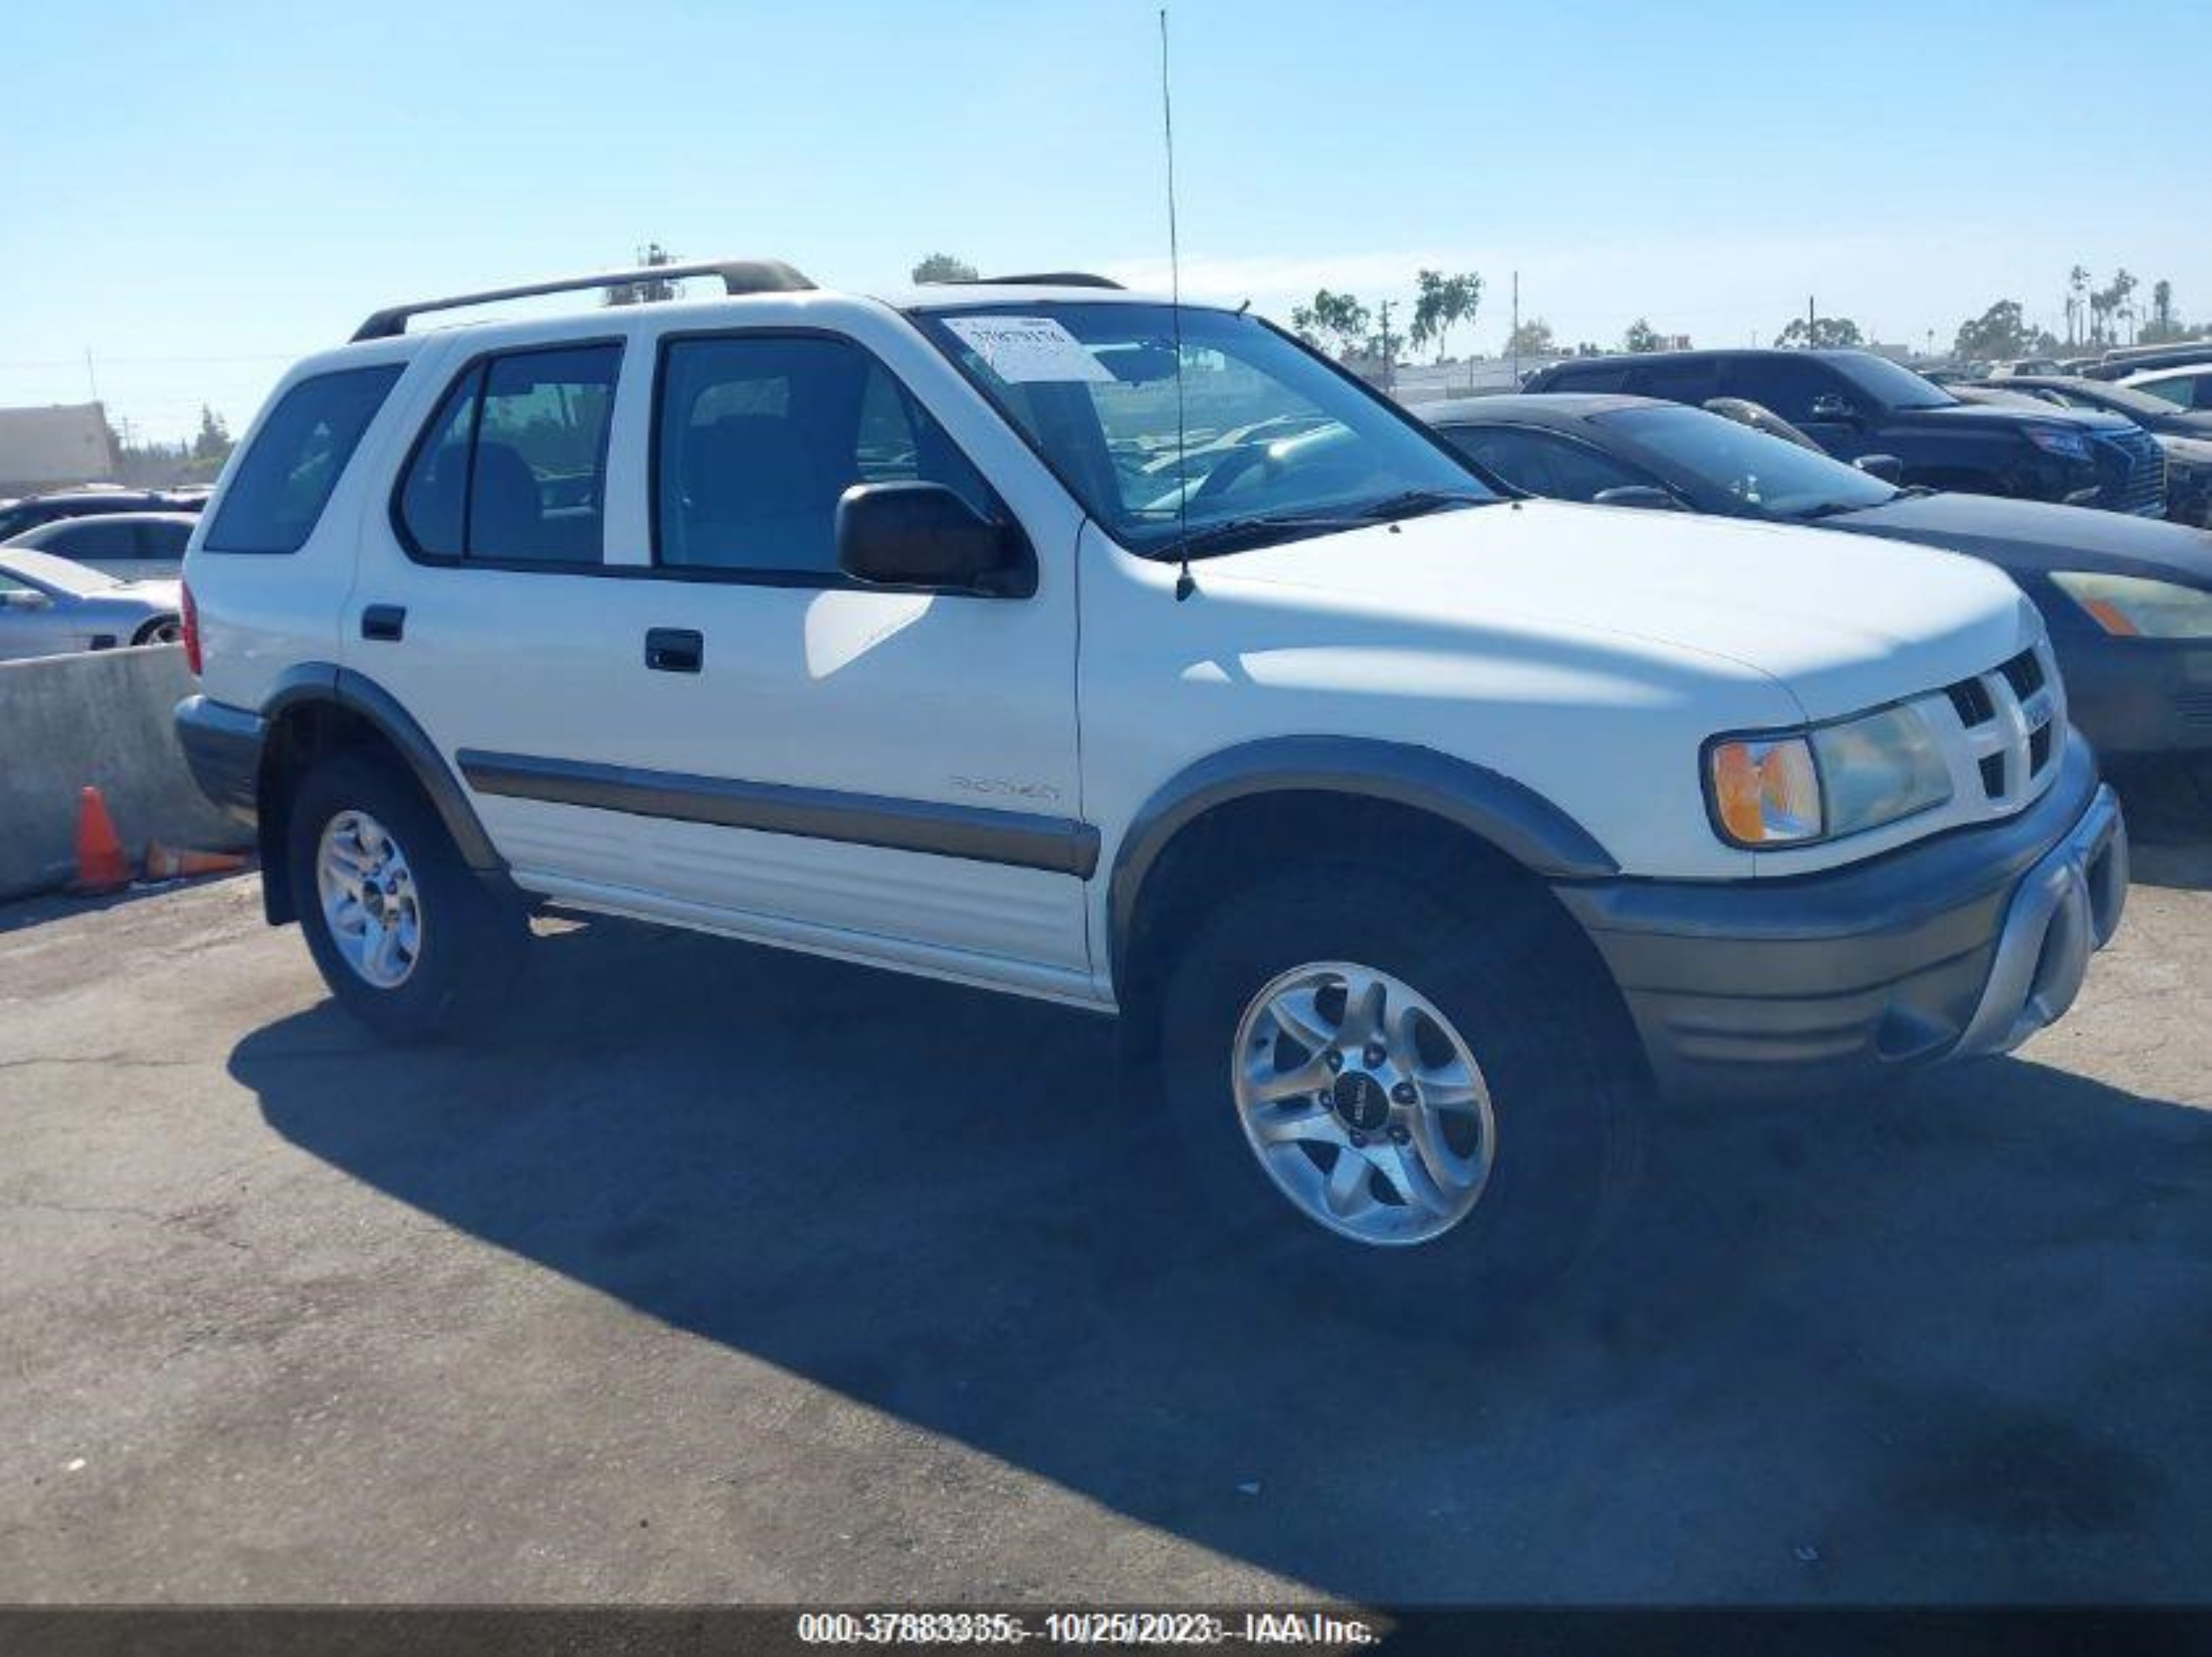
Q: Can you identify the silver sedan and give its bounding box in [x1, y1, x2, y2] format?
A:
[0, 548, 184, 662]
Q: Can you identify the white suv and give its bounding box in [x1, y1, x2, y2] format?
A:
[176, 259, 2128, 1283]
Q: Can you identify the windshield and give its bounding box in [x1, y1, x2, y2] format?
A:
[0, 548, 118, 597]
[914, 302, 1495, 556]
[1830, 353, 1958, 411]
[1597, 404, 1899, 518]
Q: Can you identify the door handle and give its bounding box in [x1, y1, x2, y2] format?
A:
[645, 628, 704, 673]
[361, 604, 406, 643]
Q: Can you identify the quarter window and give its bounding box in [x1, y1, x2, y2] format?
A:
[396, 344, 620, 564]
[654, 334, 993, 578]
[203, 365, 403, 554]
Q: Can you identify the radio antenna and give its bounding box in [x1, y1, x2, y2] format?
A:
[1160, 7, 1194, 602]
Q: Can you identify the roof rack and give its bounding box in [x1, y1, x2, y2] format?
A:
[350, 258, 817, 342]
[965, 272, 1126, 290]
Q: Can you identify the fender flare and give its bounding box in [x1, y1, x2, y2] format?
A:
[260, 662, 505, 872]
[1106, 736, 1618, 984]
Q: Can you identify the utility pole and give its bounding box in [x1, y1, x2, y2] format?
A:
[1808, 294, 1817, 345]
[1377, 299, 1397, 395]
[1508, 270, 1520, 388]
[83, 349, 100, 404]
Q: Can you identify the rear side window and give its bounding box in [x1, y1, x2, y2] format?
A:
[1632, 359, 1722, 405]
[396, 344, 621, 565]
[203, 365, 403, 553]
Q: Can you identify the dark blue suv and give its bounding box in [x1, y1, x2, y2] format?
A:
[1524, 348, 2167, 516]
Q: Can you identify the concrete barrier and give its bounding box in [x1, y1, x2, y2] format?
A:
[0, 645, 251, 900]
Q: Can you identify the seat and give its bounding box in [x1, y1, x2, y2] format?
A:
[679, 415, 838, 572]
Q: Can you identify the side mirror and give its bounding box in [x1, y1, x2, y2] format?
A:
[1808, 393, 1860, 423]
[835, 482, 1031, 597]
[1, 588, 52, 610]
[1591, 485, 1683, 511]
[1854, 454, 1904, 485]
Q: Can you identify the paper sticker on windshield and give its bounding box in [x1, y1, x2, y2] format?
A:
[942, 316, 1115, 385]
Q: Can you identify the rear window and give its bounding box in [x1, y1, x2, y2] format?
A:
[203, 365, 404, 554]
[1540, 363, 1630, 394]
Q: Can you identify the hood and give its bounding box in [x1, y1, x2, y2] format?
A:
[1902, 401, 2133, 435]
[1198, 500, 2037, 722]
[1833, 491, 2212, 584]
[2158, 434, 2212, 468]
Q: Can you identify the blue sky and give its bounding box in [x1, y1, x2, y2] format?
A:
[3, 0, 2205, 444]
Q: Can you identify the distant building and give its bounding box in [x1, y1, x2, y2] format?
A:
[0, 402, 118, 497]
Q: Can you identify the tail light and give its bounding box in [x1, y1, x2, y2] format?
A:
[181, 581, 202, 676]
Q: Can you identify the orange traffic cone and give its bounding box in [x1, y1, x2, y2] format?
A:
[71, 787, 132, 894]
[143, 840, 250, 880]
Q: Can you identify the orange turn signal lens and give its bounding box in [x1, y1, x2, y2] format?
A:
[1708, 737, 1821, 846]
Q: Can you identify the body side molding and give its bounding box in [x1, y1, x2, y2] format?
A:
[1107, 735, 1620, 978]
[456, 750, 1102, 878]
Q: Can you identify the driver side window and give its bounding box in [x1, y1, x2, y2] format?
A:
[1440, 425, 1656, 503]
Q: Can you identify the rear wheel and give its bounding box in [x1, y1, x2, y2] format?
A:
[1154, 863, 1644, 1313]
[132, 615, 182, 646]
[286, 753, 524, 1042]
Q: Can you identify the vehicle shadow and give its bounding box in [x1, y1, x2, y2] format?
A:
[232, 917, 2212, 1603]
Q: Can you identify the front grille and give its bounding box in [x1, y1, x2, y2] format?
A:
[1998, 648, 2044, 700]
[2094, 427, 2169, 516]
[1940, 643, 2064, 811]
[1947, 677, 1995, 728]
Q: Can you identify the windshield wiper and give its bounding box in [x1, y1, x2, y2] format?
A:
[1171, 512, 1372, 560]
[1348, 488, 1493, 522]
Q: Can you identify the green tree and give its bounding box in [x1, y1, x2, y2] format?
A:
[1622, 318, 1664, 353]
[2067, 264, 2091, 346]
[910, 253, 980, 285]
[1290, 289, 1373, 359]
[192, 405, 231, 463]
[1952, 300, 2035, 361]
[1408, 270, 1482, 362]
[1504, 317, 1556, 357]
[1774, 315, 1864, 349]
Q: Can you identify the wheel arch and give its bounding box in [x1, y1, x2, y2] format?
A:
[1107, 737, 1618, 997]
[255, 662, 504, 923]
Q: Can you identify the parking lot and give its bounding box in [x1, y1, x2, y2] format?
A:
[1, 775, 2207, 1606]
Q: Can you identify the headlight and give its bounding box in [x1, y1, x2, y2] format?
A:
[2025, 426, 2093, 461]
[1707, 704, 1952, 848]
[2051, 571, 2212, 639]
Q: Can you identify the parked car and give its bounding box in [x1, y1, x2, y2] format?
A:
[1969, 376, 2212, 527]
[4, 510, 201, 579]
[176, 258, 2126, 1290]
[2082, 342, 2212, 382]
[1425, 393, 2212, 770]
[0, 487, 207, 543]
[2123, 363, 2212, 414]
[0, 548, 183, 660]
[1989, 357, 2067, 378]
[1524, 347, 2167, 516]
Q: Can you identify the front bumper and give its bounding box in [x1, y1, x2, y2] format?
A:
[175, 694, 265, 825]
[1556, 739, 2127, 1100]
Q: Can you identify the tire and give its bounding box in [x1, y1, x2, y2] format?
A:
[285, 752, 525, 1042]
[1153, 863, 1645, 1318]
[132, 615, 182, 647]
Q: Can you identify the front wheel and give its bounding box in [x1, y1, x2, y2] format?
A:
[286, 753, 524, 1042]
[1154, 864, 1644, 1310]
